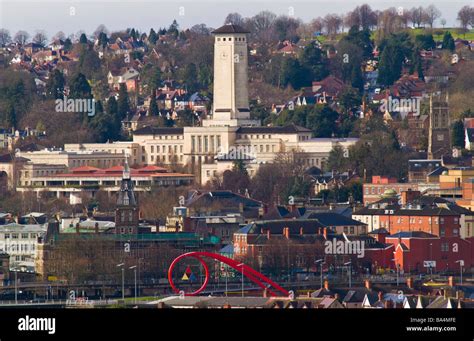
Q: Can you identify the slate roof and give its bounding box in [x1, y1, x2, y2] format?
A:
[303, 212, 366, 227]
[212, 24, 250, 34]
[389, 231, 437, 239]
[236, 123, 311, 134]
[133, 126, 184, 135]
[237, 219, 327, 235]
[354, 195, 473, 217]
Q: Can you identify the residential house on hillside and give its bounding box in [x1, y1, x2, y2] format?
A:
[107, 67, 140, 91]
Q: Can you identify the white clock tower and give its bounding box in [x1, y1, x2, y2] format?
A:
[203, 24, 260, 127]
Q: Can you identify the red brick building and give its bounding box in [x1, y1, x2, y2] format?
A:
[387, 232, 474, 273]
[363, 176, 418, 204]
[354, 194, 474, 238]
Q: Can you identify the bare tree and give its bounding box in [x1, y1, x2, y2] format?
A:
[424, 4, 441, 28]
[93, 24, 109, 39]
[224, 12, 245, 27]
[32, 30, 48, 46]
[310, 17, 325, 34]
[345, 4, 377, 30]
[324, 14, 343, 37]
[0, 29, 11, 45]
[248, 10, 277, 43]
[409, 7, 425, 28]
[14, 30, 29, 45]
[52, 31, 66, 41]
[457, 5, 474, 32]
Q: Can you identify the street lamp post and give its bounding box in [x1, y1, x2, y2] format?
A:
[315, 259, 324, 289]
[129, 265, 137, 304]
[429, 243, 433, 279]
[456, 260, 464, 285]
[225, 264, 228, 297]
[117, 263, 125, 300]
[391, 259, 399, 286]
[14, 270, 18, 304]
[237, 263, 245, 297]
[344, 261, 352, 288]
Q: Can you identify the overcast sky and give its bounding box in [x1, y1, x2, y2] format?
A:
[0, 0, 470, 38]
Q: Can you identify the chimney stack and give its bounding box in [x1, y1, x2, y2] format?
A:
[95, 222, 99, 234]
[323, 228, 328, 239]
[283, 227, 290, 239]
[448, 276, 455, 287]
[299, 227, 304, 236]
[75, 222, 80, 234]
[407, 277, 414, 289]
[267, 230, 271, 240]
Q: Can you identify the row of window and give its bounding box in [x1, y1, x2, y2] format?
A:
[238, 134, 272, 140]
[217, 37, 246, 42]
[153, 135, 183, 140]
[191, 135, 222, 154]
[2, 233, 37, 239]
[149, 145, 183, 154]
[0, 243, 36, 252]
[365, 186, 412, 195]
[71, 159, 121, 167]
[150, 155, 183, 163]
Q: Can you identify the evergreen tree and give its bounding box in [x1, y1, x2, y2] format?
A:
[79, 33, 88, 44]
[98, 32, 108, 48]
[46, 69, 65, 99]
[90, 100, 121, 142]
[299, 41, 328, 81]
[149, 94, 159, 116]
[442, 31, 455, 51]
[148, 28, 158, 44]
[350, 65, 364, 92]
[182, 63, 198, 92]
[64, 38, 72, 51]
[69, 72, 92, 99]
[452, 120, 465, 148]
[117, 83, 130, 119]
[5, 103, 16, 129]
[377, 44, 404, 86]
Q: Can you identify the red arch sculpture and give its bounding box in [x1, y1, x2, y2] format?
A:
[168, 252, 290, 297]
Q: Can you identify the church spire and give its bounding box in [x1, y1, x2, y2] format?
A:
[123, 154, 131, 180]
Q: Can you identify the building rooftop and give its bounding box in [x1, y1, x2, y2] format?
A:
[236, 123, 311, 134]
[211, 24, 250, 34]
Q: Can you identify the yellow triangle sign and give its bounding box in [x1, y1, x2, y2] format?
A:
[182, 273, 189, 281]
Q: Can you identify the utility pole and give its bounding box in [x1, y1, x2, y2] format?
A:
[129, 265, 137, 304]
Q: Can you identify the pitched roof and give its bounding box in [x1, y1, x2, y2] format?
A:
[303, 212, 366, 227]
[212, 24, 250, 34]
[238, 219, 327, 235]
[389, 231, 437, 239]
[133, 126, 184, 135]
[236, 123, 311, 134]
